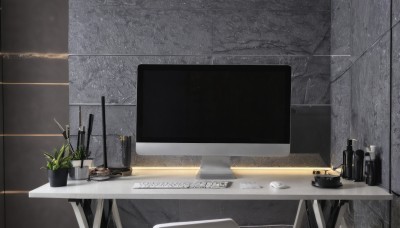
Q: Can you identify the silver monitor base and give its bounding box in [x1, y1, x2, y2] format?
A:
[196, 156, 236, 179]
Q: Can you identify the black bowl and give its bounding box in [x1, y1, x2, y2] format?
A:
[312, 174, 342, 188]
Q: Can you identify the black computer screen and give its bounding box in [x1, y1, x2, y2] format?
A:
[137, 65, 291, 143]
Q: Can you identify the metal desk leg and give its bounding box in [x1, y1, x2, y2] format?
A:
[93, 199, 105, 228]
[313, 200, 326, 228]
[294, 200, 306, 228]
[112, 199, 123, 228]
[70, 201, 89, 228]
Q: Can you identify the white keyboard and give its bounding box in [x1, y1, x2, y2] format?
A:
[132, 181, 231, 189]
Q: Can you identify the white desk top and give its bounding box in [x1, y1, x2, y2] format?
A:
[29, 168, 392, 201]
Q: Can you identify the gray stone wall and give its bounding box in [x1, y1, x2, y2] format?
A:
[69, 0, 332, 168]
[331, 0, 399, 227]
[69, 0, 331, 226]
[392, 0, 400, 198]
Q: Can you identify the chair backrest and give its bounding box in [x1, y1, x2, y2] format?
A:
[153, 218, 239, 228]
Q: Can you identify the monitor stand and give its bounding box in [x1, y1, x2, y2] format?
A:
[196, 156, 236, 179]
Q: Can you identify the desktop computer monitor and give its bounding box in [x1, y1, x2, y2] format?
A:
[136, 64, 291, 179]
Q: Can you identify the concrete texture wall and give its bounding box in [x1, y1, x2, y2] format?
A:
[69, 0, 331, 227]
[0, 0, 76, 227]
[69, 0, 332, 167]
[331, 0, 399, 227]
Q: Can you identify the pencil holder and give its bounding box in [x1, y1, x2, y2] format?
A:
[109, 135, 132, 168]
[69, 166, 90, 180]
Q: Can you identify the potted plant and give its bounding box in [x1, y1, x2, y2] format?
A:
[43, 143, 72, 187]
[69, 146, 92, 180]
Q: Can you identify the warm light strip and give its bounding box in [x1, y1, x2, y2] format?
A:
[1, 52, 68, 59]
[0, 134, 63, 137]
[0, 82, 69, 86]
[0, 190, 29, 195]
[131, 167, 330, 170]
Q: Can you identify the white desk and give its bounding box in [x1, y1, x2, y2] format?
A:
[29, 168, 392, 228]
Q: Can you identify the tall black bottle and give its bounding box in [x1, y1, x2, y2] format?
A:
[353, 149, 364, 182]
[342, 139, 354, 179]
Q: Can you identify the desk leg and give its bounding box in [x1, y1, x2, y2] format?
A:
[294, 200, 306, 228]
[70, 201, 89, 228]
[93, 199, 105, 228]
[313, 200, 326, 228]
[112, 199, 123, 228]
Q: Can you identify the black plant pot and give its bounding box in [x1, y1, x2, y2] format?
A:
[48, 168, 69, 187]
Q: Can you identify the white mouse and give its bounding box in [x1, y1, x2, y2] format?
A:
[269, 181, 289, 189]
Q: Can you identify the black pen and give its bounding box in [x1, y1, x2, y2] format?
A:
[77, 106, 83, 150]
[53, 118, 74, 152]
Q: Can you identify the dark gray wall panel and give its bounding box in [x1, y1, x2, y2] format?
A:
[330, 72, 350, 167]
[219, 200, 297, 226]
[69, 0, 330, 55]
[331, 0, 395, 224]
[330, 56, 352, 81]
[3, 57, 68, 83]
[1, 0, 68, 52]
[70, 105, 135, 136]
[0, 58, 3, 228]
[213, 56, 330, 105]
[73, 0, 330, 11]
[69, 7, 213, 55]
[70, 55, 330, 105]
[3, 85, 68, 134]
[178, 200, 222, 221]
[351, 34, 390, 188]
[350, 0, 391, 58]
[331, 0, 350, 55]
[206, 0, 330, 11]
[212, 10, 330, 55]
[2, 0, 69, 227]
[5, 195, 77, 228]
[73, 0, 208, 9]
[362, 200, 391, 223]
[69, 56, 212, 105]
[391, 22, 400, 194]
[330, 0, 351, 82]
[4, 136, 65, 190]
[117, 199, 179, 228]
[393, 0, 400, 24]
[353, 201, 390, 228]
[70, 135, 135, 168]
[392, 195, 400, 227]
[0, 136, 3, 228]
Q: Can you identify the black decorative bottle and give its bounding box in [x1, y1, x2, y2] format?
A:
[342, 139, 355, 179]
[353, 149, 364, 182]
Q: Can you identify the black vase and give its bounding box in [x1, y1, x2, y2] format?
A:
[48, 168, 69, 187]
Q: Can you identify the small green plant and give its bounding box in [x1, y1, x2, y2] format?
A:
[72, 146, 90, 160]
[43, 143, 72, 171]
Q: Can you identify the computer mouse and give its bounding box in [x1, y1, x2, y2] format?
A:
[269, 181, 289, 189]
